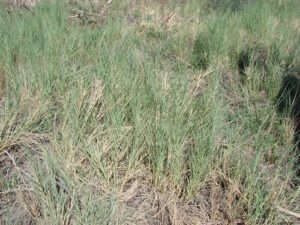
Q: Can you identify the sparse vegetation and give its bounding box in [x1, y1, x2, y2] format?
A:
[0, 0, 299, 224]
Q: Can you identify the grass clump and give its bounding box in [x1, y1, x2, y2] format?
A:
[204, 0, 254, 13]
[0, 0, 299, 224]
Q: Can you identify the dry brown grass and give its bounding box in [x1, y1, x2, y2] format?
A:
[115, 167, 250, 225]
[118, 169, 211, 225]
[68, 0, 113, 27]
[2, 0, 39, 8]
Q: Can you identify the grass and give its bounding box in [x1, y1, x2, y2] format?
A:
[0, 0, 299, 224]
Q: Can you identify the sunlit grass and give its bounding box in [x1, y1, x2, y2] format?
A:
[0, 0, 299, 224]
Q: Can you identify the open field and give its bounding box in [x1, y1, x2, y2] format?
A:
[0, 0, 300, 224]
